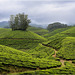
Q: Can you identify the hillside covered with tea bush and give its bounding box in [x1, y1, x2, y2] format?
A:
[0, 26, 75, 75]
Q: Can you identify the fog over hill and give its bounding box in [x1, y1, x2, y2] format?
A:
[0, 21, 74, 29]
[0, 21, 48, 28]
[0, 21, 9, 28]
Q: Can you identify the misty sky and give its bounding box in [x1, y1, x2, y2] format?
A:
[0, 0, 75, 25]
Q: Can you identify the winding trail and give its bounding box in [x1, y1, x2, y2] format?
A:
[42, 43, 75, 67]
[52, 49, 74, 67]
[52, 49, 57, 58]
[52, 49, 65, 66]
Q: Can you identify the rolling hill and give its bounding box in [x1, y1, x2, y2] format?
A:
[43, 27, 70, 38]
[0, 21, 9, 28]
[0, 26, 75, 75]
[0, 28, 47, 50]
[27, 26, 49, 36]
[0, 45, 61, 74]
[43, 27, 75, 64]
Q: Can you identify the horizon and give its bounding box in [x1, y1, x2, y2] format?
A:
[0, 0, 75, 25]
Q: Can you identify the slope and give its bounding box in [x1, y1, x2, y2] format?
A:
[43, 27, 70, 38]
[0, 45, 61, 74]
[0, 28, 46, 40]
[43, 27, 75, 62]
[25, 43, 55, 59]
[0, 28, 47, 50]
[13, 62, 75, 75]
[27, 26, 49, 36]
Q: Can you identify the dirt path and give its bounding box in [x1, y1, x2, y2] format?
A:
[52, 49, 66, 66]
[42, 44, 75, 67]
[52, 48, 74, 67]
[60, 59, 66, 66]
[52, 49, 57, 58]
[52, 49, 65, 66]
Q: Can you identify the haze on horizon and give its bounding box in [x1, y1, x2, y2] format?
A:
[0, 0, 75, 25]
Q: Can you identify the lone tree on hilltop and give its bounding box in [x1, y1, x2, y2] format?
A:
[9, 13, 31, 31]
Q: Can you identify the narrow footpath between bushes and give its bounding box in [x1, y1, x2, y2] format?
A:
[52, 49, 73, 67]
[42, 43, 75, 67]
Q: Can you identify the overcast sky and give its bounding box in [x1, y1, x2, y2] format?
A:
[0, 0, 75, 25]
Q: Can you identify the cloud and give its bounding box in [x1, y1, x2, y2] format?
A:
[0, 0, 75, 25]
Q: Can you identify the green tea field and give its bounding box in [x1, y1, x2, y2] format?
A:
[0, 0, 75, 74]
[0, 26, 75, 75]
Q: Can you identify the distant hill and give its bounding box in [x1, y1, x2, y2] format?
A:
[0, 21, 47, 28]
[29, 23, 47, 28]
[27, 26, 49, 35]
[47, 22, 68, 31]
[0, 21, 9, 28]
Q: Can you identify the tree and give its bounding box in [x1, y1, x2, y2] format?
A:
[9, 13, 31, 31]
[47, 22, 67, 31]
[9, 15, 15, 31]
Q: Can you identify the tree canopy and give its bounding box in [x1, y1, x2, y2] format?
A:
[9, 13, 31, 31]
[47, 22, 68, 31]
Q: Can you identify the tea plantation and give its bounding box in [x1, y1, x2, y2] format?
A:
[0, 29, 47, 50]
[27, 26, 49, 35]
[43, 27, 75, 66]
[8, 62, 75, 75]
[0, 45, 61, 74]
[0, 26, 75, 75]
[25, 43, 55, 59]
[43, 27, 70, 39]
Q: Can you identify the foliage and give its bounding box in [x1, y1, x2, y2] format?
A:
[9, 13, 31, 31]
[27, 26, 49, 35]
[11, 62, 75, 75]
[43, 27, 75, 61]
[61, 27, 75, 37]
[25, 43, 55, 59]
[0, 29, 46, 40]
[43, 27, 70, 38]
[0, 26, 75, 74]
[43, 33, 66, 49]
[0, 45, 61, 73]
[56, 37, 75, 60]
[47, 22, 68, 31]
[0, 28, 47, 50]
[0, 39, 40, 50]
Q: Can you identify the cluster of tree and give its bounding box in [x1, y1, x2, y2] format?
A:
[47, 22, 68, 31]
[9, 13, 31, 31]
